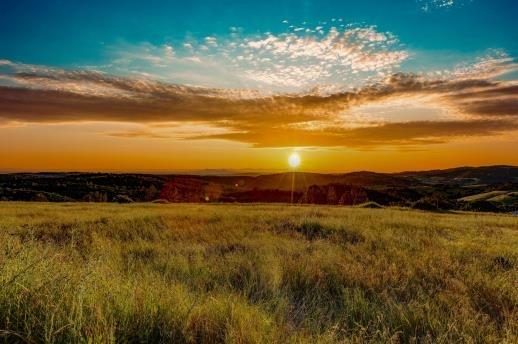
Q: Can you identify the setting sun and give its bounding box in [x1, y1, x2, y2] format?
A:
[288, 153, 301, 168]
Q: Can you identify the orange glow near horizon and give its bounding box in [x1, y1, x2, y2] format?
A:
[1, 122, 517, 173]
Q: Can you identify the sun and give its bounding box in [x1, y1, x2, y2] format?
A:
[288, 152, 301, 168]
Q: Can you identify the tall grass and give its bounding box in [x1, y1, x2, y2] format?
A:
[0, 202, 517, 343]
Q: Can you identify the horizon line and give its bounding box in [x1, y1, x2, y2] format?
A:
[1, 164, 516, 176]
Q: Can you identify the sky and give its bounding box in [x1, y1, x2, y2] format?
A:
[0, 0, 517, 172]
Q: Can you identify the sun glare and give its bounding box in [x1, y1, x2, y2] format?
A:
[288, 152, 301, 168]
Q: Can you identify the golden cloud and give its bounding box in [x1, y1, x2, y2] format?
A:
[1, 61, 517, 148]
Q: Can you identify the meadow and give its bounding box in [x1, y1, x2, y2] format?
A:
[0, 202, 516, 343]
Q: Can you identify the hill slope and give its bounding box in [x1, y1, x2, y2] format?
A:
[1, 166, 517, 211]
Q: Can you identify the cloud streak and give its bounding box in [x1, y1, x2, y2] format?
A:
[0, 56, 517, 148]
[194, 119, 518, 148]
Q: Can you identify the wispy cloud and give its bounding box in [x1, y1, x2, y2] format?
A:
[195, 119, 518, 148]
[105, 129, 172, 139]
[225, 25, 408, 88]
[100, 23, 409, 91]
[418, 0, 472, 12]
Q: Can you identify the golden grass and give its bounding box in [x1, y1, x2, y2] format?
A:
[0, 202, 517, 343]
[458, 191, 508, 202]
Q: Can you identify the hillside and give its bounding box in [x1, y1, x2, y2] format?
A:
[487, 192, 518, 204]
[459, 191, 509, 202]
[398, 165, 518, 185]
[0, 202, 516, 343]
[1, 166, 517, 212]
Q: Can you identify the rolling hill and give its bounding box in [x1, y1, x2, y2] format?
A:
[1, 166, 517, 212]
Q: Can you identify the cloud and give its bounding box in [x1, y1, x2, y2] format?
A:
[418, 0, 472, 12]
[105, 129, 172, 139]
[0, 57, 517, 148]
[98, 23, 409, 91]
[222, 25, 408, 89]
[194, 119, 518, 148]
[457, 97, 518, 117]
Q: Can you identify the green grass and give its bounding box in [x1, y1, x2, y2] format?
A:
[0, 202, 517, 343]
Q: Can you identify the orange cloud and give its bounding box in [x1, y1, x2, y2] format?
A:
[1, 61, 517, 148]
[193, 119, 518, 147]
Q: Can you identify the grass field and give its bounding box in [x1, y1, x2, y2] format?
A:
[0, 202, 517, 343]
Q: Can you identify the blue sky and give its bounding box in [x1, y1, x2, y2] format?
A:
[1, 0, 516, 71]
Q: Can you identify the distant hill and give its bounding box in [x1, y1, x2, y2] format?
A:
[1, 166, 517, 212]
[398, 165, 518, 185]
[234, 171, 412, 192]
